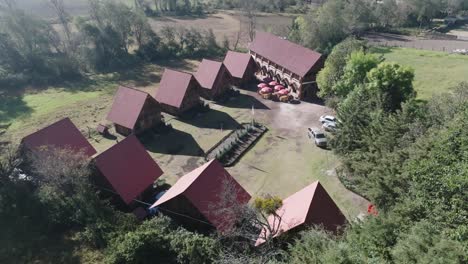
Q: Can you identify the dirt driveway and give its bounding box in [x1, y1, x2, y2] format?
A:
[364, 32, 468, 52]
[219, 91, 368, 219]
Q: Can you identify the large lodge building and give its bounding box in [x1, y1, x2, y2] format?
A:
[249, 31, 324, 100]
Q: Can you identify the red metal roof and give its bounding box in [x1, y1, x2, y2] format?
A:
[94, 135, 164, 205]
[223, 51, 254, 79]
[249, 31, 323, 77]
[194, 59, 224, 90]
[21, 117, 96, 157]
[155, 69, 196, 109]
[106, 86, 153, 129]
[151, 159, 251, 231]
[255, 181, 346, 246]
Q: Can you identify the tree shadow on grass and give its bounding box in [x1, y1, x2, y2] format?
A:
[28, 60, 196, 95]
[218, 93, 270, 110]
[177, 108, 240, 130]
[0, 94, 33, 125]
[112, 60, 197, 87]
[142, 128, 205, 157]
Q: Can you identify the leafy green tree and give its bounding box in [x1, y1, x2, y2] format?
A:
[106, 216, 219, 264]
[0, 5, 79, 86]
[289, 0, 348, 53]
[334, 51, 381, 98]
[366, 63, 415, 112]
[392, 221, 466, 263]
[316, 37, 366, 100]
[408, 0, 443, 27]
[78, 0, 153, 70]
[28, 147, 137, 247]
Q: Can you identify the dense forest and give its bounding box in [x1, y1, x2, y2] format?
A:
[1, 0, 467, 263]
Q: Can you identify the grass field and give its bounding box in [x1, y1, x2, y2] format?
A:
[371, 47, 468, 99]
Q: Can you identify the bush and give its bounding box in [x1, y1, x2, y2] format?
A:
[105, 216, 219, 264]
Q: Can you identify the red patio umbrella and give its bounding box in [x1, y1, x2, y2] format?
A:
[257, 83, 268, 89]
[260, 87, 273, 93]
[279, 89, 289, 95]
[274, 85, 285, 91]
[269, 81, 279, 86]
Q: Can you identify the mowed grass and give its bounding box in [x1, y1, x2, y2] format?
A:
[4, 89, 102, 130]
[371, 47, 468, 99]
[228, 129, 364, 219]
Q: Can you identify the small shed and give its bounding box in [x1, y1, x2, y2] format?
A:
[255, 181, 347, 246]
[150, 159, 251, 232]
[107, 86, 163, 136]
[223, 51, 258, 86]
[93, 135, 164, 209]
[194, 59, 233, 100]
[21, 117, 96, 157]
[155, 69, 202, 115]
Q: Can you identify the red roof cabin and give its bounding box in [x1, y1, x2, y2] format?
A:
[21, 117, 96, 158]
[255, 181, 346, 246]
[194, 59, 233, 100]
[92, 135, 164, 209]
[107, 86, 163, 136]
[155, 69, 202, 116]
[150, 159, 251, 232]
[223, 51, 258, 86]
[249, 31, 324, 100]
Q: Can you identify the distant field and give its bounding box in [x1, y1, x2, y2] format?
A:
[14, 0, 132, 17]
[371, 47, 468, 99]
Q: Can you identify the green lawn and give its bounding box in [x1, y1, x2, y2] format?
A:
[371, 47, 468, 99]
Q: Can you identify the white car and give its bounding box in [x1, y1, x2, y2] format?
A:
[307, 128, 327, 147]
[319, 115, 337, 124]
[323, 122, 338, 132]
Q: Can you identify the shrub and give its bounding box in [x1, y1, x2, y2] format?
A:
[105, 216, 219, 264]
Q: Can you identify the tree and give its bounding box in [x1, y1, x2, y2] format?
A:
[316, 37, 366, 101]
[289, 0, 348, 53]
[238, 0, 257, 42]
[26, 146, 137, 247]
[408, 0, 443, 27]
[48, 0, 74, 54]
[392, 221, 466, 263]
[105, 216, 219, 264]
[77, 0, 155, 70]
[289, 0, 376, 54]
[333, 51, 381, 99]
[366, 62, 415, 112]
[374, 0, 403, 28]
[0, 4, 79, 85]
[210, 177, 284, 263]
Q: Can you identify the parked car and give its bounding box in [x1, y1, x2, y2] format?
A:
[323, 122, 338, 133]
[319, 115, 337, 124]
[307, 128, 327, 147]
